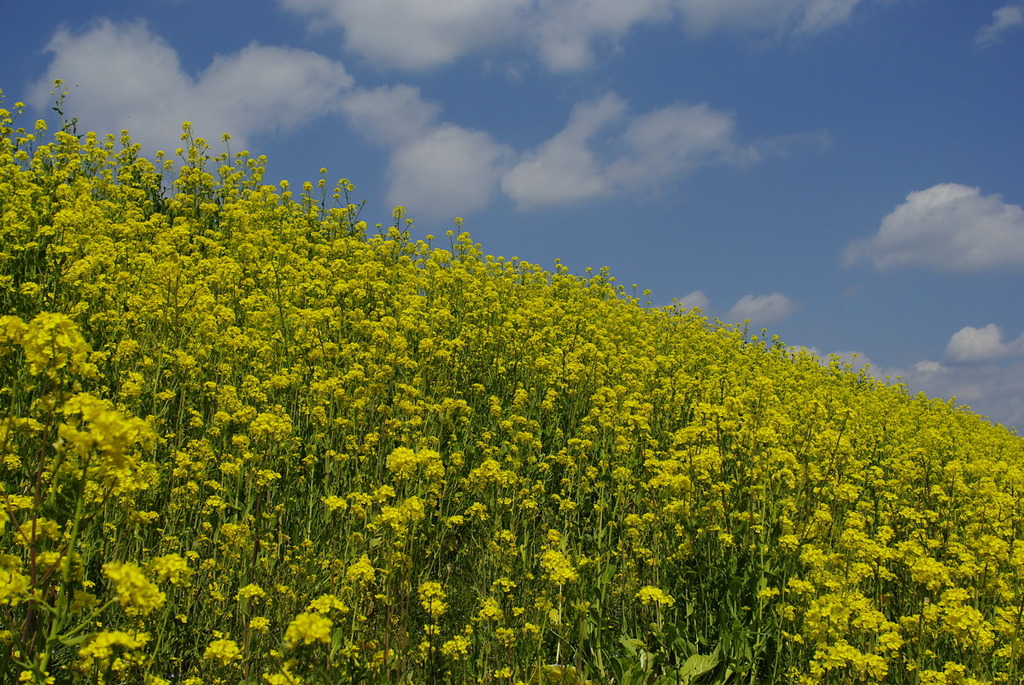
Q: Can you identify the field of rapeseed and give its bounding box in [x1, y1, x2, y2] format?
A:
[2, 88, 1024, 685]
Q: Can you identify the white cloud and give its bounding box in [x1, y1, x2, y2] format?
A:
[501, 94, 754, 209]
[195, 44, 354, 137]
[914, 359, 943, 374]
[344, 87, 760, 219]
[354, 88, 810, 216]
[945, 324, 1024, 364]
[675, 0, 863, 37]
[532, 0, 865, 70]
[878, 358, 1024, 431]
[609, 101, 755, 181]
[843, 183, 1024, 272]
[279, 0, 530, 71]
[727, 292, 799, 324]
[501, 94, 626, 207]
[29, 19, 505, 220]
[27, 20, 353, 151]
[976, 4, 1024, 47]
[789, 347, 1023, 431]
[791, 337, 1024, 432]
[23, 19, 831, 222]
[339, 85, 441, 145]
[28, 20, 193, 146]
[278, 0, 873, 72]
[793, 0, 862, 34]
[529, 0, 674, 71]
[386, 125, 512, 217]
[331, 82, 510, 218]
[676, 290, 710, 310]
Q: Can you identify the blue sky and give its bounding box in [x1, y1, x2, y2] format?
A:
[2, 0, 1023, 430]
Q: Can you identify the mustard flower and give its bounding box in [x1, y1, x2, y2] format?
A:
[78, 630, 150, 668]
[345, 555, 375, 586]
[478, 597, 504, 621]
[249, 617, 271, 632]
[306, 594, 348, 613]
[102, 562, 166, 615]
[204, 638, 242, 666]
[59, 393, 154, 469]
[249, 411, 293, 440]
[419, 581, 447, 619]
[636, 586, 675, 606]
[440, 634, 471, 659]
[385, 446, 420, 479]
[0, 566, 30, 605]
[540, 549, 578, 585]
[149, 553, 193, 586]
[2, 312, 97, 378]
[284, 612, 333, 647]
[236, 583, 266, 601]
[322, 495, 347, 512]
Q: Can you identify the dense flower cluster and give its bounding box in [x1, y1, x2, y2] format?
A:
[2, 86, 1024, 684]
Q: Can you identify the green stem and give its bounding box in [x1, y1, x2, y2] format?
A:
[37, 457, 92, 678]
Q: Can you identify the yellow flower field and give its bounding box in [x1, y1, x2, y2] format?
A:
[2, 88, 1023, 684]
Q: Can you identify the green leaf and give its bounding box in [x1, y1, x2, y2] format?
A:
[675, 646, 720, 683]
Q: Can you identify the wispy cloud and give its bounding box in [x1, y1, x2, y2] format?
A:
[501, 94, 629, 208]
[385, 125, 513, 217]
[945, 324, 1024, 364]
[676, 0, 863, 37]
[789, 342, 1024, 431]
[843, 183, 1024, 272]
[338, 85, 441, 146]
[976, 4, 1024, 47]
[676, 290, 710, 310]
[880, 356, 1024, 431]
[24, 18, 835, 221]
[334, 83, 512, 217]
[727, 292, 800, 325]
[279, 0, 529, 71]
[347, 88, 811, 216]
[501, 93, 759, 209]
[278, 0, 876, 72]
[825, 322, 1024, 430]
[527, 0, 674, 72]
[27, 19, 353, 151]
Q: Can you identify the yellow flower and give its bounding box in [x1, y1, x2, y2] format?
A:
[345, 555, 376, 585]
[263, 665, 305, 684]
[249, 616, 271, 632]
[237, 583, 266, 601]
[103, 562, 165, 615]
[478, 597, 503, 621]
[385, 446, 419, 479]
[419, 581, 447, 619]
[204, 638, 242, 666]
[496, 627, 516, 647]
[149, 553, 193, 586]
[59, 393, 155, 469]
[249, 410, 293, 440]
[440, 634, 471, 659]
[1, 312, 97, 378]
[306, 594, 348, 614]
[78, 630, 150, 668]
[70, 590, 98, 614]
[636, 586, 675, 606]
[284, 612, 333, 647]
[322, 495, 348, 512]
[540, 549, 578, 585]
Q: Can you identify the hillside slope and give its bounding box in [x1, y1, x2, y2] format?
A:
[2, 98, 1024, 684]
